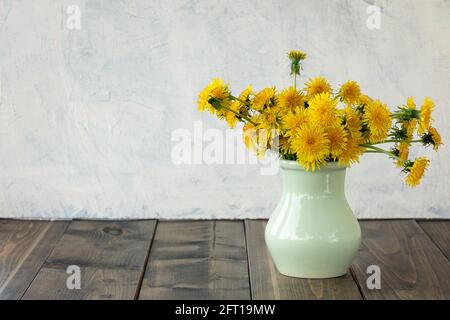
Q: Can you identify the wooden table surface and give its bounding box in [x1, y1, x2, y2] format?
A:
[0, 219, 449, 300]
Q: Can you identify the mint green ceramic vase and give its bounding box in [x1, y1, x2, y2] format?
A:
[265, 160, 361, 278]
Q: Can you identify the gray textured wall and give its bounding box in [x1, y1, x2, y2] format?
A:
[0, 0, 449, 219]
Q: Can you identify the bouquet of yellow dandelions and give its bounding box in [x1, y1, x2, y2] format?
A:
[197, 50, 442, 187]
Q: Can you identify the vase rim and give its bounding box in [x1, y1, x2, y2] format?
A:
[280, 160, 347, 172]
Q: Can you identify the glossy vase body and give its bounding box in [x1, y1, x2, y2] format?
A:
[265, 160, 361, 278]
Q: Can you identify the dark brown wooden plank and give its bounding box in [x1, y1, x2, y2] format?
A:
[22, 220, 156, 300]
[417, 220, 450, 261]
[139, 220, 250, 300]
[351, 220, 450, 300]
[0, 220, 68, 300]
[245, 220, 362, 300]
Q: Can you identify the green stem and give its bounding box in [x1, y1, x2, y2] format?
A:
[294, 74, 297, 90]
[360, 143, 401, 161]
[369, 139, 421, 145]
[229, 95, 248, 105]
[220, 103, 257, 126]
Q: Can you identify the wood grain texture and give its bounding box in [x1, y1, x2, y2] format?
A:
[418, 220, 450, 261]
[0, 220, 68, 300]
[2, 219, 450, 300]
[245, 220, 362, 300]
[139, 220, 250, 300]
[22, 220, 156, 300]
[351, 220, 450, 300]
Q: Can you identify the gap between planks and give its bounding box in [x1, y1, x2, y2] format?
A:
[139, 220, 250, 300]
[351, 220, 450, 299]
[0, 220, 69, 300]
[22, 220, 157, 300]
[2, 219, 450, 300]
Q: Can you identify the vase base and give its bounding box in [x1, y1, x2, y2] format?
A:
[275, 266, 349, 279]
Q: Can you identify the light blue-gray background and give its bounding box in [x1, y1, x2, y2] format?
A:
[0, 0, 449, 219]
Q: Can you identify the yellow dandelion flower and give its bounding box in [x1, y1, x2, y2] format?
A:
[339, 81, 361, 106]
[279, 135, 292, 155]
[242, 121, 259, 152]
[308, 92, 340, 128]
[419, 97, 434, 134]
[403, 96, 417, 137]
[255, 129, 271, 158]
[344, 106, 362, 134]
[242, 122, 271, 158]
[405, 158, 429, 187]
[399, 141, 409, 162]
[422, 126, 442, 151]
[406, 96, 416, 109]
[226, 85, 252, 128]
[338, 130, 365, 167]
[288, 50, 307, 76]
[405, 119, 417, 138]
[278, 87, 305, 112]
[290, 124, 330, 171]
[429, 127, 442, 150]
[325, 125, 348, 160]
[288, 50, 307, 61]
[363, 99, 392, 142]
[236, 85, 252, 105]
[258, 107, 280, 129]
[197, 78, 230, 114]
[252, 87, 276, 111]
[396, 141, 409, 167]
[304, 76, 332, 97]
[243, 122, 254, 150]
[282, 106, 309, 136]
[358, 94, 372, 107]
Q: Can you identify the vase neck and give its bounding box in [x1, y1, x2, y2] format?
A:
[280, 164, 346, 195]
